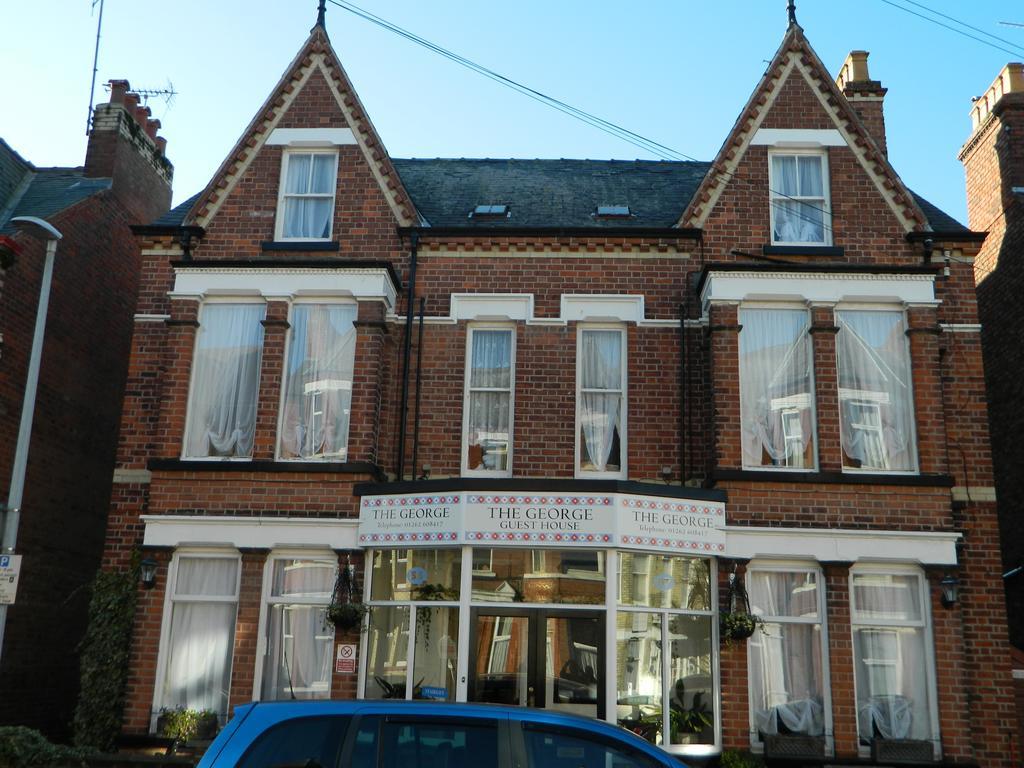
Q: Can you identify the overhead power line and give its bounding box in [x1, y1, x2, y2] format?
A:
[893, 0, 1024, 54]
[877, 0, 1024, 59]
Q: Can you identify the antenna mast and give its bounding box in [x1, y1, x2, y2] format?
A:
[86, 0, 105, 135]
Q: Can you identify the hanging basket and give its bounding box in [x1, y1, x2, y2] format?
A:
[325, 556, 369, 633]
[720, 569, 764, 643]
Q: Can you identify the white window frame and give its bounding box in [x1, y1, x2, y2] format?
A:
[461, 324, 516, 478]
[181, 298, 267, 462]
[252, 550, 337, 701]
[835, 303, 919, 475]
[151, 549, 241, 732]
[575, 325, 627, 479]
[274, 148, 339, 241]
[848, 564, 941, 759]
[768, 149, 832, 247]
[738, 302, 818, 473]
[275, 298, 358, 462]
[746, 561, 833, 753]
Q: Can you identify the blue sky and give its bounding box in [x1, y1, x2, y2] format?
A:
[2, 1, 1021, 225]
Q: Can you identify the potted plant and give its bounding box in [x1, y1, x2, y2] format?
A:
[157, 707, 219, 750]
[720, 610, 764, 642]
[326, 601, 369, 632]
[413, 583, 458, 645]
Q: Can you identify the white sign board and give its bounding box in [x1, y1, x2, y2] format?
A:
[0, 555, 22, 605]
[358, 491, 725, 553]
[335, 643, 358, 674]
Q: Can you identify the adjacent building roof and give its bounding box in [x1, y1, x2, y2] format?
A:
[0, 139, 112, 235]
[159, 158, 969, 234]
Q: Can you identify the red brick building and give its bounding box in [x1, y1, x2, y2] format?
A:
[0, 83, 172, 736]
[103, 11, 1016, 767]
[961, 63, 1024, 760]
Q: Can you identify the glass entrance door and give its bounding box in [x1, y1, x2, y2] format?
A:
[469, 609, 604, 718]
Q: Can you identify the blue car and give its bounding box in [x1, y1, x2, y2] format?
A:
[198, 700, 691, 768]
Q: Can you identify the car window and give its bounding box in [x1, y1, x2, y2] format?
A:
[522, 726, 664, 768]
[379, 719, 499, 768]
[348, 716, 379, 768]
[236, 715, 351, 768]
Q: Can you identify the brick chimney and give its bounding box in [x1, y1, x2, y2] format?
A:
[835, 51, 888, 156]
[960, 63, 1024, 284]
[83, 79, 173, 223]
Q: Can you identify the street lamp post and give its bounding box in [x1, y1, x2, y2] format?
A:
[0, 216, 63, 668]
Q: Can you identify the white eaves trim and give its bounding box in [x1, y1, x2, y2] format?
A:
[142, 515, 359, 550]
[170, 266, 397, 311]
[701, 271, 936, 312]
[751, 128, 847, 147]
[266, 128, 356, 146]
[725, 525, 959, 565]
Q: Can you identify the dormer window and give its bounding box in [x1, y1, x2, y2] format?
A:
[596, 204, 631, 218]
[276, 150, 338, 240]
[469, 204, 509, 219]
[769, 151, 831, 245]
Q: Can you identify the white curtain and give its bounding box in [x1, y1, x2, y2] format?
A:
[467, 330, 512, 471]
[851, 573, 932, 743]
[836, 311, 915, 471]
[580, 331, 622, 472]
[282, 153, 334, 239]
[262, 559, 335, 701]
[749, 571, 824, 736]
[280, 304, 356, 460]
[162, 557, 239, 716]
[772, 155, 825, 243]
[739, 309, 814, 468]
[186, 304, 265, 458]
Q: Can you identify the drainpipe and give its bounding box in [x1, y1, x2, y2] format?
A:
[396, 231, 419, 480]
[411, 297, 426, 478]
[0, 216, 63, 668]
[678, 301, 686, 486]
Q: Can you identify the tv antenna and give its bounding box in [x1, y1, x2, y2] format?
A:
[86, 0, 105, 135]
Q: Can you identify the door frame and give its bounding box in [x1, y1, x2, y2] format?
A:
[468, 606, 606, 719]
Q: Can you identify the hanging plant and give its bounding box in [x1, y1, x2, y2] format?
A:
[325, 556, 369, 633]
[720, 568, 766, 644]
[413, 583, 458, 646]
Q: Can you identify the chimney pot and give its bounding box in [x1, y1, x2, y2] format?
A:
[145, 118, 161, 139]
[969, 63, 1024, 132]
[123, 92, 140, 114]
[155, 136, 168, 155]
[108, 79, 131, 105]
[134, 104, 151, 128]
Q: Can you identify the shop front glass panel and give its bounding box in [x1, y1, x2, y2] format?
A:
[370, 549, 461, 602]
[471, 549, 605, 604]
[545, 615, 600, 717]
[618, 553, 711, 611]
[668, 615, 714, 746]
[364, 606, 410, 699]
[471, 614, 530, 705]
[616, 612, 663, 744]
[411, 606, 459, 701]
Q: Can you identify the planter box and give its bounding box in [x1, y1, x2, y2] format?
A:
[870, 738, 936, 764]
[763, 733, 826, 761]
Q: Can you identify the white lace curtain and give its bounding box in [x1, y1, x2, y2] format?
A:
[280, 304, 357, 460]
[739, 309, 815, 468]
[467, 330, 512, 471]
[185, 304, 266, 458]
[162, 557, 239, 716]
[282, 152, 335, 239]
[749, 571, 825, 736]
[852, 572, 932, 743]
[580, 330, 622, 472]
[836, 310, 916, 471]
[771, 154, 826, 243]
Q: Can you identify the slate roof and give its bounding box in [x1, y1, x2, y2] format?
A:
[0, 139, 33, 217]
[153, 158, 970, 235]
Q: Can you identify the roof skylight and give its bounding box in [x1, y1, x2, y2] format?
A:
[596, 205, 631, 217]
[470, 204, 509, 218]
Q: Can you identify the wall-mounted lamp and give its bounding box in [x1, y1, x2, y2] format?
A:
[939, 573, 959, 608]
[140, 558, 159, 590]
[419, 463, 431, 480]
[661, 466, 673, 484]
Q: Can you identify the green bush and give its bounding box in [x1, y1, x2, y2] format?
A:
[0, 726, 89, 768]
[72, 563, 139, 751]
[719, 749, 764, 768]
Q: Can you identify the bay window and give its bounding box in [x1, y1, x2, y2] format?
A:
[769, 151, 831, 245]
[278, 302, 357, 460]
[739, 308, 816, 469]
[577, 327, 626, 477]
[184, 302, 266, 459]
[748, 566, 829, 747]
[156, 553, 240, 722]
[258, 556, 336, 700]
[836, 309, 916, 472]
[463, 326, 514, 475]
[276, 150, 338, 240]
[850, 568, 938, 752]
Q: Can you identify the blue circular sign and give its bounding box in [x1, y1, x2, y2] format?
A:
[407, 566, 428, 586]
[654, 572, 675, 592]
